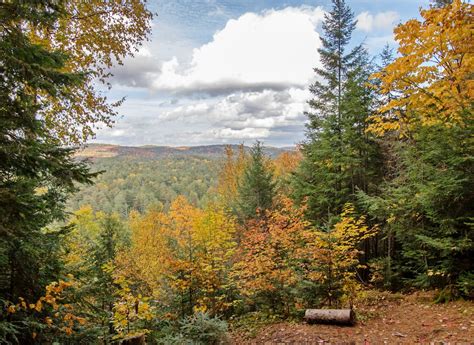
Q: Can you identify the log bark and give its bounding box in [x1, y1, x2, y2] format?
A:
[304, 309, 355, 325]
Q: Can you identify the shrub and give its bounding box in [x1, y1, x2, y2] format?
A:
[457, 272, 474, 299]
[179, 312, 229, 345]
[153, 312, 229, 345]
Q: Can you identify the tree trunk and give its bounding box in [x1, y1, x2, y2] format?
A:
[120, 334, 146, 345]
[304, 309, 355, 325]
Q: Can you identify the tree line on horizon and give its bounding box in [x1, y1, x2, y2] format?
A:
[0, 0, 472, 343]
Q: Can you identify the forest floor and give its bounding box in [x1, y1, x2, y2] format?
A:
[230, 291, 474, 344]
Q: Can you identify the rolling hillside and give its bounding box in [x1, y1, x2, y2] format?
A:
[75, 143, 291, 160]
[69, 144, 293, 215]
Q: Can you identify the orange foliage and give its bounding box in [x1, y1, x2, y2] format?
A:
[5, 277, 86, 337]
[216, 145, 248, 207]
[117, 196, 237, 316]
[233, 199, 377, 310]
[368, 0, 473, 136]
[304, 204, 378, 307]
[273, 149, 302, 178]
[232, 197, 314, 311]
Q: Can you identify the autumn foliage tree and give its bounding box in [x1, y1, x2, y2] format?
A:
[110, 273, 154, 340]
[28, 0, 153, 143]
[166, 197, 237, 316]
[368, 0, 473, 137]
[232, 197, 312, 315]
[233, 199, 377, 313]
[4, 277, 88, 342]
[273, 149, 302, 195]
[117, 197, 237, 318]
[216, 145, 248, 212]
[304, 204, 377, 307]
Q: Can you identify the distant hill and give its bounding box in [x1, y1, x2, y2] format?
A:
[75, 143, 293, 160]
[69, 144, 295, 215]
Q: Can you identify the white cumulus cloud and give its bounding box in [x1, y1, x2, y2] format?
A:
[152, 6, 324, 94]
[356, 11, 400, 32]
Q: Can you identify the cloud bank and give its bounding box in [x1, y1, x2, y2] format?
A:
[152, 6, 325, 95]
[98, 6, 404, 146]
[356, 11, 400, 32]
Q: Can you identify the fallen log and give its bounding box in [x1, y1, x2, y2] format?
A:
[304, 309, 355, 325]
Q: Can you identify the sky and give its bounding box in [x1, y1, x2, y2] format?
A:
[93, 0, 429, 147]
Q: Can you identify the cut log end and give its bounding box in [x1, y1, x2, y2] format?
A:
[304, 309, 355, 325]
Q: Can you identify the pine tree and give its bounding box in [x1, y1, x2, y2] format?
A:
[0, 1, 94, 340]
[65, 208, 130, 340]
[292, 0, 381, 225]
[431, 0, 453, 7]
[360, 0, 474, 295]
[359, 125, 474, 295]
[236, 142, 275, 222]
[375, 44, 396, 121]
[358, 44, 398, 288]
[217, 144, 248, 212]
[379, 44, 394, 69]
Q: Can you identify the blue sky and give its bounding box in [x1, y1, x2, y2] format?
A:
[94, 0, 429, 147]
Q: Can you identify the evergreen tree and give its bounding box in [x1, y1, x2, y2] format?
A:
[379, 44, 394, 70]
[65, 209, 130, 341]
[375, 44, 395, 114]
[359, 0, 474, 296]
[359, 124, 474, 295]
[236, 142, 275, 222]
[0, 1, 94, 340]
[358, 44, 398, 288]
[292, 0, 381, 225]
[431, 0, 453, 7]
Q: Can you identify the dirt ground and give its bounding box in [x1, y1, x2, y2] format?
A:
[230, 292, 474, 344]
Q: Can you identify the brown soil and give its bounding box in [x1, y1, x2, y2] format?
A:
[231, 292, 474, 344]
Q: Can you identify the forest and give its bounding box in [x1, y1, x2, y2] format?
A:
[0, 0, 472, 344]
[68, 155, 220, 214]
[68, 144, 289, 215]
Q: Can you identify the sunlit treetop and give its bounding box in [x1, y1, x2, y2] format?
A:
[29, 0, 153, 144]
[368, 0, 473, 137]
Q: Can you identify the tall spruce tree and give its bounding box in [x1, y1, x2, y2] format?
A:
[236, 142, 275, 222]
[292, 0, 381, 225]
[0, 1, 94, 340]
[431, 0, 453, 7]
[65, 209, 130, 341]
[358, 124, 474, 295]
[358, 1, 474, 295]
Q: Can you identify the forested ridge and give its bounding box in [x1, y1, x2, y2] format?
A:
[0, 0, 472, 344]
[69, 144, 291, 214]
[70, 153, 220, 214]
